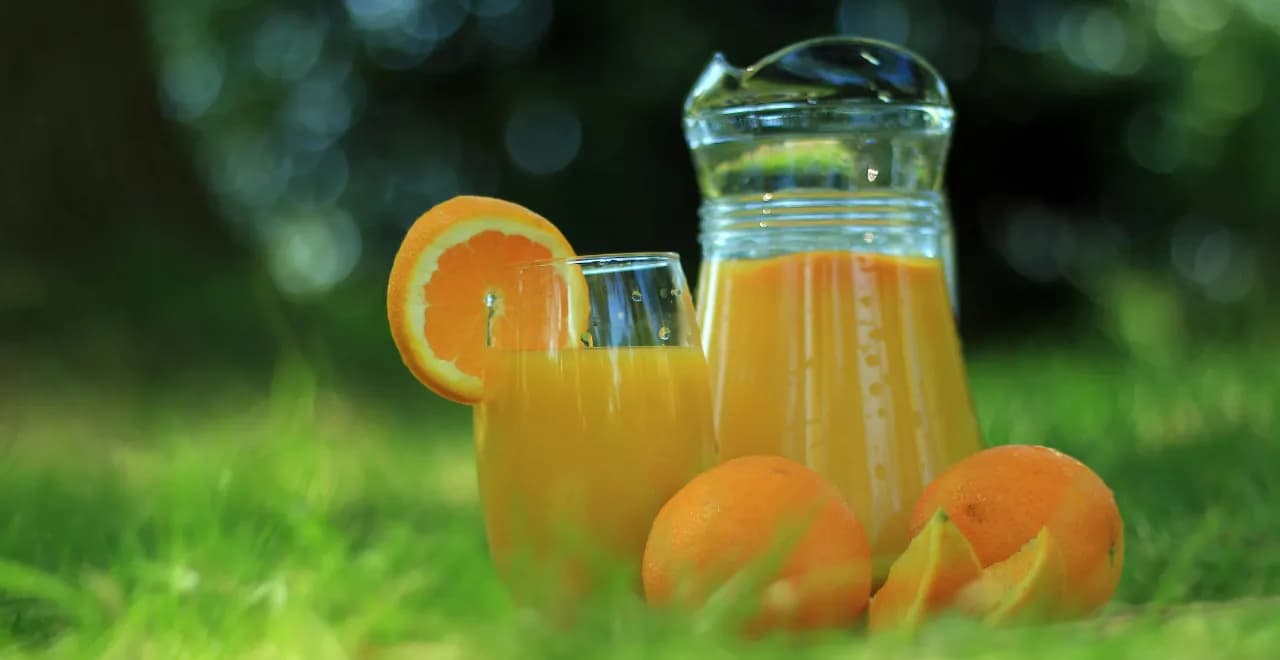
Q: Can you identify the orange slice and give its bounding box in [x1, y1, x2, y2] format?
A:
[387, 195, 584, 403]
[954, 526, 1067, 625]
[868, 509, 983, 633]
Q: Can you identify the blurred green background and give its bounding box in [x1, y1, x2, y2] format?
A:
[4, 0, 1278, 392]
[1, 1, 1279, 655]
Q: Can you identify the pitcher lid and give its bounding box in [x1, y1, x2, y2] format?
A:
[684, 36, 951, 118]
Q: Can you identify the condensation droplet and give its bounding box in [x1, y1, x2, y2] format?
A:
[873, 464, 888, 480]
[580, 331, 595, 347]
[631, 290, 643, 302]
[671, 287, 682, 297]
[867, 328, 883, 341]
[658, 326, 672, 342]
[868, 382, 885, 396]
[876, 407, 888, 418]
[865, 353, 881, 366]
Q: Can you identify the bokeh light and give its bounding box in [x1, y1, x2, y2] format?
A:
[213, 130, 292, 211]
[136, 0, 1279, 318]
[1170, 220, 1258, 303]
[161, 49, 224, 122]
[287, 148, 350, 206]
[265, 207, 363, 299]
[1244, 0, 1280, 30]
[1155, 0, 1232, 56]
[283, 77, 355, 148]
[1000, 206, 1079, 284]
[253, 12, 326, 81]
[836, 0, 910, 46]
[994, 0, 1061, 53]
[464, 0, 521, 18]
[345, 0, 418, 32]
[1184, 47, 1263, 134]
[1125, 105, 1186, 174]
[347, 0, 469, 70]
[478, 0, 553, 50]
[1001, 213, 1059, 283]
[362, 23, 437, 70]
[504, 100, 582, 175]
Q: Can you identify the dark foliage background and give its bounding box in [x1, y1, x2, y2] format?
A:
[4, 0, 1277, 397]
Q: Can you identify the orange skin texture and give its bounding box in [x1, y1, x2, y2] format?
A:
[908, 445, 1124, 617]
[386, 195, 575, 403]
[868, 510, 983, 632]
[642, 455, 872, 635]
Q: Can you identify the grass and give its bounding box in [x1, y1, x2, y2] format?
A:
[1, 342, 1278, 659]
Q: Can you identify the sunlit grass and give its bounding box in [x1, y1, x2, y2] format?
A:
[1, 343, 1278, 657]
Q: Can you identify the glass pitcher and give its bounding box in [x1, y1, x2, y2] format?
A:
[683, 37, 983, 579]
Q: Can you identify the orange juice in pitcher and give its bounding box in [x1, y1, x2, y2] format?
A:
[683, 38, 983, 579]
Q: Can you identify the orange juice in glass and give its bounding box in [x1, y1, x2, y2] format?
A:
[684, 37, 983, 579]
[474, 253, 715, 608]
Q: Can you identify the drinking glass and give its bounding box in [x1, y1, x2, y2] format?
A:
[473, 252, 716, 608]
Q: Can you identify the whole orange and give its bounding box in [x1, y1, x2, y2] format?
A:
[642, 455, 871, 634]
[908, 444, 1124, 616]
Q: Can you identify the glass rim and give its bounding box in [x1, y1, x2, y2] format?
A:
[511, 251, 681, 274]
